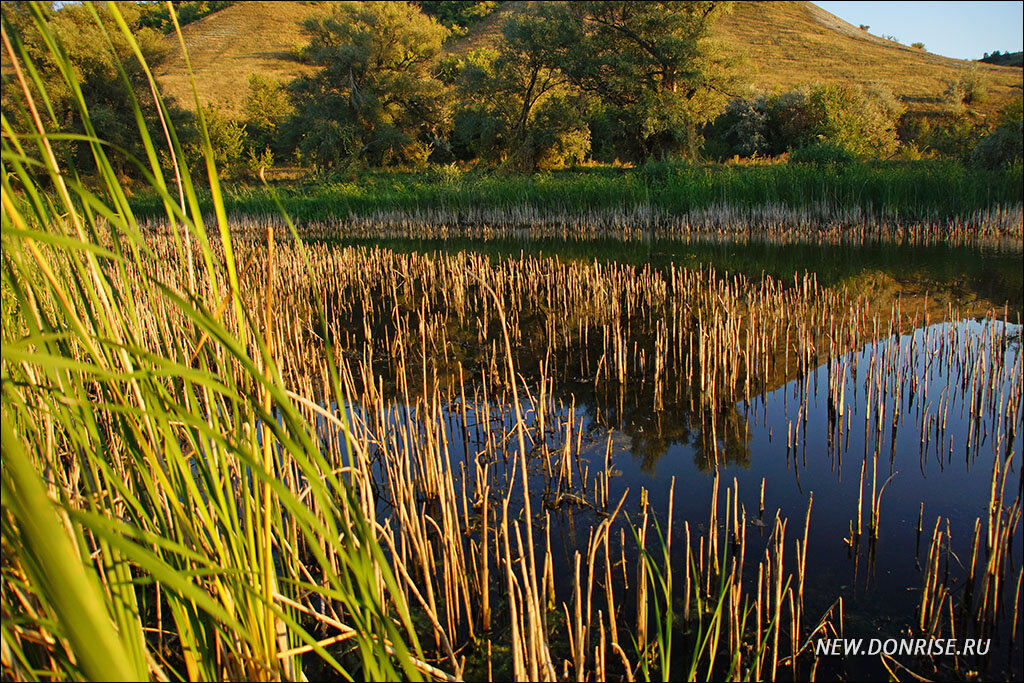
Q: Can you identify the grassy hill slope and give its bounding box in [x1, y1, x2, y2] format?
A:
[156, 0, 1022, 120]
[155, 1, 327, 117]
[711, 1, 1021, 117]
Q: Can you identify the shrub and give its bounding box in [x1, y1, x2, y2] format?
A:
[971, 122, 1023, 169]
[708, 84, 903, 160]
[189, 105, 247, 177]
[246, 146, 275, 176]
[803, 83, 903, 158]
[245, 74, 294, 155]
[944, 68, 990, 114]
[712, 97, 771, 158]
[971, 97, 1024, 169]
[899, 113, 982, 162]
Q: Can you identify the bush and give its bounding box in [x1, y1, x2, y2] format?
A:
[944, 68, 990, 115]
[188, 105, 247, 177]
[971, 122, 1023, 169]
[899, 113, 981, 162]
[971, 97, 1023, 170]
[708, 84, 903, 160]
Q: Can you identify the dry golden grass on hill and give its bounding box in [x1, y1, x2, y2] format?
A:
[714, 1, 1022, 117]
[155, 1, 327, 117]
[156, 0, 1022, 120]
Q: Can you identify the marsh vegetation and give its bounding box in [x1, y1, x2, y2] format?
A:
[2, 3, 1022, 683]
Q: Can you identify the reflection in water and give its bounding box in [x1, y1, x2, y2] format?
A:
[328, 314, 1021, 681]
[337, 235, 1024, 314]
[148, 234, 1021, 681]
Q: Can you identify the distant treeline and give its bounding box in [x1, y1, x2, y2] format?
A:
[2, 0, 1021, 182]
[979, 51, 1024, 68]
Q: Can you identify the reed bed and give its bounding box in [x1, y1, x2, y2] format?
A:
[34, 230, 1017, 681]
[3, 3, 1022, 679]
[138, 200, 1024, 250]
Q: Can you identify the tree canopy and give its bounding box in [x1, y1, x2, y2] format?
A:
[285, 1, 450, 168]
[543, 1, 741, 161]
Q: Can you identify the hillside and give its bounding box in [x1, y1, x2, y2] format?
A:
[156, 0, 1023, 119]
[154, 1, 327, 118]
[710, 2, 1022, 117]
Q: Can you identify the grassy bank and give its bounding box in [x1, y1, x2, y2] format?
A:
[129, 162, 1024, 223]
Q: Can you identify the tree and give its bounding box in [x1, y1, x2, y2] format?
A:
[244, 74, 292, 157]
[541, 1, 741, 161]
[2, 1, 188, 179]
[416, 1, 497, 35]
[284, 1, 450, 168]
[453, 14, 589, 169]
[708, 83, 904, 160]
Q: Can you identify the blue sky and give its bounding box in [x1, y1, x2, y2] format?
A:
[815, 1, 1023, 60]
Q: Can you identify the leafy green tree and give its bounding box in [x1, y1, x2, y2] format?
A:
[416, 1, 497, 35]
[453, 14, 590, 169]
[2, 1, 189, 180]
[284, 1, 450, 168]
[244, 74, 293, 157]
[709, 83, 904, 160]
[543, 1, 741, 161]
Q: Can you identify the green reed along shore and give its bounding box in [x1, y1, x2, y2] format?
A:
[129, 162, 1023, 224]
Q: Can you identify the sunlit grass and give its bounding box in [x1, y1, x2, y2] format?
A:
[129, 162, 1024, 225]
[1, 2, 419, 680]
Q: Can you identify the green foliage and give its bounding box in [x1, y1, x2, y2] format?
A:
[416, 1, 497, 35]
[911, 42, 925, 50]
[284, 1, 450, 168]
[709, 83, 903, 160]
[2, 3, 421, 680]
[899, 112, 983, 162]
[1, 0, 190, 179]
[944, 67, 990, 115]
[246, 145, 275, 176]
[979, 50, 1024, 67]
[137, 1, 233, 33]
[244, 73, 293, 155]
[130, 162, 1024, 223]
[971, 96, 1024, 170]
[789, 141, 855, 167]
[543, 1, 742, 162]
[191, 104, 247, 177]
[803, 83, 903, 158]
[971, 121, 1023, 170]
[452, 15, 589, 169]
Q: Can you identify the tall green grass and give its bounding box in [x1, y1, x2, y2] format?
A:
[130, 162, 1024, 224]
[1, 2, 419, 680]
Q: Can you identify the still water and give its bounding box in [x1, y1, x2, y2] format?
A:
[309, 235, 1022, 680]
